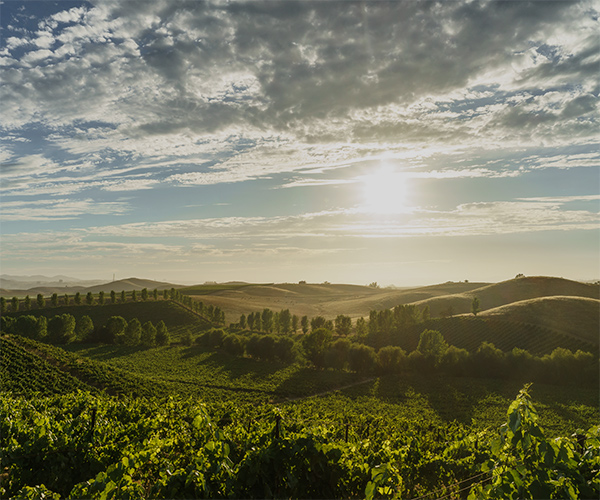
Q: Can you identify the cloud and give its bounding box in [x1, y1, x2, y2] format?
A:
[0, 198, 129, 221]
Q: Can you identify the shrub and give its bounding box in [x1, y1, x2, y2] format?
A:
[377, 345, 407, 374]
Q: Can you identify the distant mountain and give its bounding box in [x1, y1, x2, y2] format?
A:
[0, 274, 105, 292]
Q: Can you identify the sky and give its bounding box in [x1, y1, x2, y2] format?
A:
[0, 0, 599, 287]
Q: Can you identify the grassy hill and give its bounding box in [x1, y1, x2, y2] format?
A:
[478, 296, 600, 345]
[83, 277, 183, 293]
[4, 300, 208, 331]
[384, 315, 599, 355]
[181, 281, 490, 320]
[410, 276, 599, 317]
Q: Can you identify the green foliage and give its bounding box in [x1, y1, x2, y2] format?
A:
[36, 293, 45, 309]
[141, 321, 157, 347]
[12, 296, 19, 312]
[98, 291, 105, 305]
[155, 320, 169, 346]
[2, 387, 597, 500]
[472, 296, 481, 316]
[470, 385, 600, 499]
[24, 295, 31, 310]
[105, 316, 127, 344]
[47, 314, 76, 344]
[302, 327, 332, 368]
[124, 317, 142, 346]
[74, 292, 81, 305]
[417, 329, 449, 359]
[51, 293, 58, 307]
[335, 314, 352, 336]
[76, 315, 94, 342]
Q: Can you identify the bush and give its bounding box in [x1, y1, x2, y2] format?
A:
[377, 346, 406, 374]
[325, 338, 351, 370]
[223, 334, 245, 356]
[348, 344, 377, 373]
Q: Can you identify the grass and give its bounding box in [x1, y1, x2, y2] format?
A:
[180, 283, 268, 295]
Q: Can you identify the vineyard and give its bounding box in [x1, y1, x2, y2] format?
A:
[1, 387, 599, 499]
[2, 286, 599, 498]
[369, 316, 598, 356]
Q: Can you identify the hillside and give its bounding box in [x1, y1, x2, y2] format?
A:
[82, 277, 183, 293]
[4, 300, 206, 330]
[410, 276, 599, 317]
[478, 296, 600, 345]
[372, 316, 598, 356]
[182, 281, 489, 320]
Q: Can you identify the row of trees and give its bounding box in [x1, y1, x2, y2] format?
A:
[1, 314, 170, 347]
[196, 329, 296, 362]
[178, 295, 225, 325]
[1, 288, 166, 313]
[234, 310, 355, 337]
[193, 325, 596, 385]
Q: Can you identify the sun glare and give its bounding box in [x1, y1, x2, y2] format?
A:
[361, 167, 409, 214]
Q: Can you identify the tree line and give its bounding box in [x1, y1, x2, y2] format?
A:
[187, 325, 596, 386]
[0, 288, 166, 313]
[1, 314, 169, 347]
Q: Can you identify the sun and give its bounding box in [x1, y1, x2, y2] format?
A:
[361, 167, 409, 214]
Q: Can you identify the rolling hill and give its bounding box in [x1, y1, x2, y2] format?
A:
[181, 281, 490, 320]
[477, 296, 600, 345]
[409, 276, 599, 317]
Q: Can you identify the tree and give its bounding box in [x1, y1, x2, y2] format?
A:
[74, 292, 82, 305]
[334, 315, 352, 336]
[239, 314, 247, 330]
[0, 297, 5, 315]
[51, 293, 58, 307]
[292, 315, 299, 334]
[76, 315, 94, 342]
[86, 292, 94, 305]
[278, 309, 291, 334]
[310, 316, 327, 331]
[471, 296, 480, 316]
[163, 289, 168, 300]
[11, 297, 19, 312]
[141, 288, 148, 301]
[104, 316, 127, 344]
[36, 316, 47, 340]
[15, 315, 40, 339]
[124, 318, 142, 346]
[63, 294, 69, 306]
[36, 294, 45, 309]
[48, 314, 76, 344]
[417, 329, 448, 359]
[377, 346, 406, 373]
[348, 344, 377, 373]
[155, 320, 169, 346]
[355, 317, 368, 338]
[121, 290, 126, 303]
[98, 291, 105, 305]
[110, 290, 116, 304]
[247, 312, 255, 330]
[302, 327, 332, 368]
[421, 305, 430, 322]
[142, 321, 157, 347]
[301, 315, 309, 334]
[368, 282, 380, 289]
[24, 295, 31, 310]
[131, 290, 137, 302]
[262, 308, 273, 333]
[153, 289, 158, 300]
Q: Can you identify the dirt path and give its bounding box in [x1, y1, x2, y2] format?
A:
[273, 377, 376, 404]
